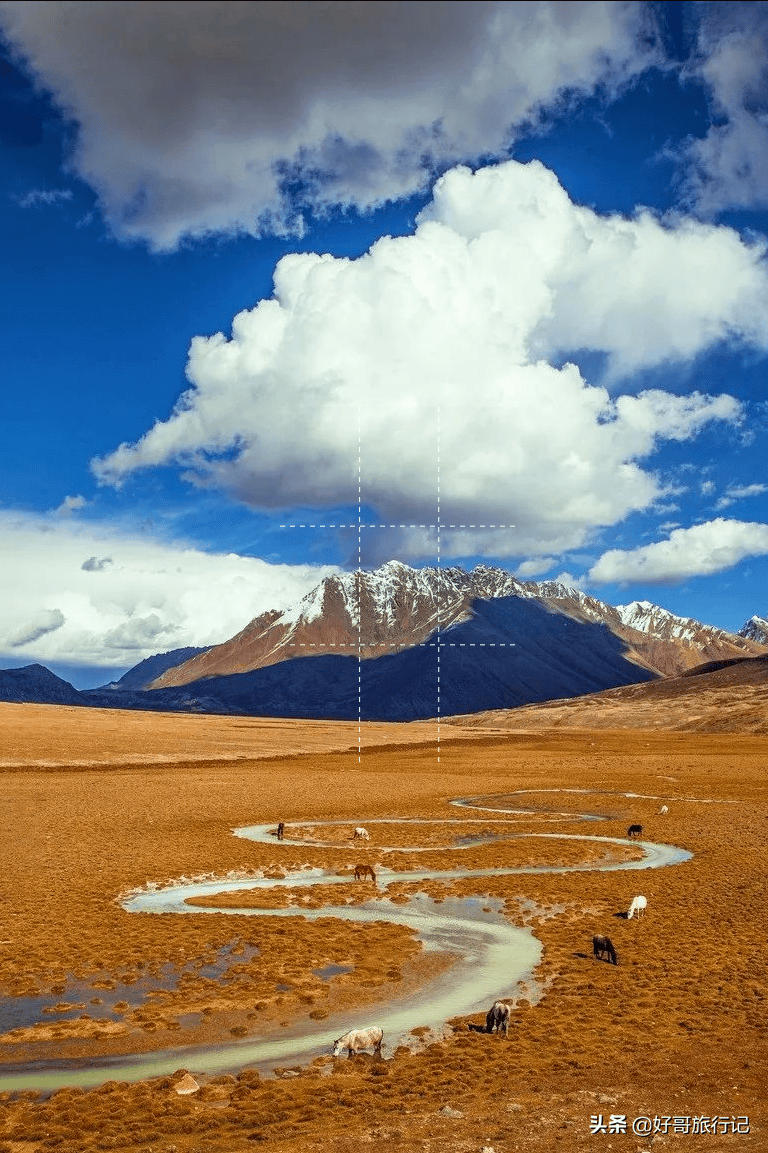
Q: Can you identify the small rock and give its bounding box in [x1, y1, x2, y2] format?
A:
[599, 1094, 618, 1105]
[481, 1146, 496, 1153]
[506, 1102, 523, 1112]
[174, 1073, 199, 1096]
[440, 1105, 464, 1118]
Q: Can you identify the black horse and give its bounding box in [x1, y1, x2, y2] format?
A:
[593, 934, 618, 965]
[627, 823, 643, 839]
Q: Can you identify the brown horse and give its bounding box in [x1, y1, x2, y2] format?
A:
[593, 934, 618, 964]
[354, 864, 376, 882]
[276, 822, 285, 841]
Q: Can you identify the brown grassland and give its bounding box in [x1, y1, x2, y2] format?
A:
[0, 701, 765, 1152]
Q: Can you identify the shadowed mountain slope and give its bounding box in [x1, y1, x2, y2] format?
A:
[0, 664, 83, 705]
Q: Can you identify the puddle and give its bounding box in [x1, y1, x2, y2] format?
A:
[0, 940, 259, 1034]
[312, 963, 352, 980]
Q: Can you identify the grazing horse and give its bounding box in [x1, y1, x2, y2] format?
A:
[627, 894, 647, 920]
[659, 804, 669, 814]
[354, 864, 376, 882]
[593, 935, 618, 964]
[353, 827, 370, 841]
[627, 823, 643, 839]
[333, 1026, 383, 1058]
[486, 1000, 512, 1036]
[276, 822, 285, 841]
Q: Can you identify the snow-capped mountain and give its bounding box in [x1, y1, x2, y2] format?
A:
[739, 614, 768, 645]
[150, 561, 765, 690]
[151, 561, 523, 687]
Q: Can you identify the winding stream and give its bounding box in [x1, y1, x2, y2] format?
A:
[0, 794, 692, 1093]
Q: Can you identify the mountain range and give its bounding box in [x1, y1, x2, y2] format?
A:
[1, 561, 766, 720]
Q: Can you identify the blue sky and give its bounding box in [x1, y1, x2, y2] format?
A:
[1, 1, 768, 687]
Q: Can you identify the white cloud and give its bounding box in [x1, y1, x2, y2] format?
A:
[714, 482, 768, 510]
[516, 557, 556, 578]
[93, 159, 765, 559]
[679, 3, 768, 214]
[588, 518, 768, 584]
[0, 511, 338, 668]
[550, 570, 588, 591]
[15, 188, 73, 208]
[55, 494, 88, 516]
[8, 608, 65, 647]
[0, 1, 657, 249]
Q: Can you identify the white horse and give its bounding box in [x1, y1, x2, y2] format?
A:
[627, 895, 647, 919]
[353, 826, 370, 840]
[333, 1026, 383, 1058]
[658, 804, 669, 814]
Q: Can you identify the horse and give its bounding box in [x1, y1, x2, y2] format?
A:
[658, 805, 669, 814]
[354, 864, 376, 882]
[627, 823, 643, 839]
[333, 1026, 383, 1058]
[353, 827, 370, 840]
[593, 934, 618, 964]
[276, 822, 285, 841]
[485, 1000, 512, 1036]
[627, 894, 647, 919]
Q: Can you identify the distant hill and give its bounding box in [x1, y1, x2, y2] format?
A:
[454, 653, 768, 734]
[99, 646, 212, 691]
[0, 664, 82, 706]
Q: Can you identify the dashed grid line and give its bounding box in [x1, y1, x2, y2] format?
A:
[285, 642, 515, 648]
[436, 407, 441, 762]
[358, 413, 362, 762]
[279, 523, 514, 529]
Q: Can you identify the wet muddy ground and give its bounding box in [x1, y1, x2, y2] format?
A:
[0, 703, 765, 1150]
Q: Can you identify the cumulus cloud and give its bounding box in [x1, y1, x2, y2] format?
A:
[714, 482, 768, 510]
[8, 608, 65, 647]
[93, 159, 765, 559]
[680, 3, 768, 214]
[0, 1, 657, 248]
[0, 511, 338, 668]
[588, 518, 768, 584]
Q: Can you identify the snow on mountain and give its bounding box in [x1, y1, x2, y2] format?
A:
[739, 615, 768, 645]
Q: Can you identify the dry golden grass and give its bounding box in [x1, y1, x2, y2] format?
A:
[0, 703, 765, 1151]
